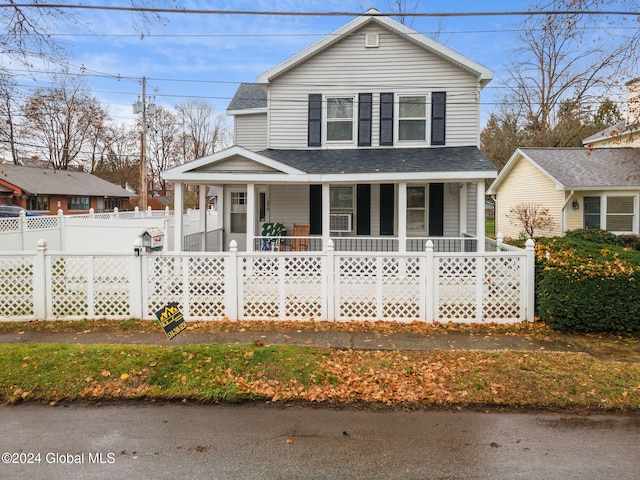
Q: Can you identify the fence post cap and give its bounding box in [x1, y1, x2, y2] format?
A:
[327, 239, 334, 251]
[229, 240, 238, 252]
[425, 239, 434, 252]
[525, 238, 535, 249]
[36, 238, 47, 250]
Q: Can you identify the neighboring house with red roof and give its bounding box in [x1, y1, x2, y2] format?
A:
[163, 9, 496, 252]
[0, 163, 133, 214]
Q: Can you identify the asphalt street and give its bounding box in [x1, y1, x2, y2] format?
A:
[1, 403, 639, 479]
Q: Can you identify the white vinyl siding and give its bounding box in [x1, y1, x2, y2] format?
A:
[194, 155, 278, 174]
[269, 185, 310, 232]
[494, 159, 564, 239]
[443, 183, 460, 236]
[234, 113, 267, 151]
[267, 23, 480, 149]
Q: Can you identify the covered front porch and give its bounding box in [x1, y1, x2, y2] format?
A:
[163, 146, 496, 253]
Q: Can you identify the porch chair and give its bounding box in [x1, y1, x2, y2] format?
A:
[290, 224, 310, 251]
[260, 222, 285, 251]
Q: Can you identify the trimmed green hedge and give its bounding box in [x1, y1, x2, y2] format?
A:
[534, 235, 640, 333]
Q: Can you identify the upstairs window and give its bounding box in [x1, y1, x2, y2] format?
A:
[326, 97, 354, 142]
[398, 95, 427, 142]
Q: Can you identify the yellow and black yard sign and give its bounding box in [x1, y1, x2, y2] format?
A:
[155, 302, 187, 340]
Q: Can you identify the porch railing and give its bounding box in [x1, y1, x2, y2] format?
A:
[253, 235, 479, 253]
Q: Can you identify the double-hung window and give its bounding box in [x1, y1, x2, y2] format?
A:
[584, 195, 636, 232]
[326, 97, 354, 142]
[606, 196, 634, 232]
[398, 95, 427, 142]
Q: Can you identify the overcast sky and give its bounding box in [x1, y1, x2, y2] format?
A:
[5, 0, 637, 127]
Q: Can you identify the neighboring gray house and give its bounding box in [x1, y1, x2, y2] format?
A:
[163, 9, 496, 252]
[488, 148, 640, 238]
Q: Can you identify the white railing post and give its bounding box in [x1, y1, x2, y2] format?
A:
[129, 238, 144, 319]
[134, 206, 140, 218]
[89, 208, 95, 219]
[33, 239, 47, 320]
[326, 239, 335, 321]
[525, 238, 536, 322]
[19, 210, 27, 251]
[496, 232, 504, 251]
[226, 240, 239, 321]
[425, 240, 434, 323]
[58, 209, 65, 250]
[113, 207, 119, 219]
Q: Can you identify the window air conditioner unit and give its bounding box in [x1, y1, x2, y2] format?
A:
[330, 213, 352, 232]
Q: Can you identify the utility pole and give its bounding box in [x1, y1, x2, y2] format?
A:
[140, 76, 148, 211]
[133, 76, 155, 211]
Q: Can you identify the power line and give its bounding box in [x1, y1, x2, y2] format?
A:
[2, 4, 640, 17]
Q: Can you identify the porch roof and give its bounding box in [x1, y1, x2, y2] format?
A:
[162, 145, 497, 184]
[258, 146, 496, 175]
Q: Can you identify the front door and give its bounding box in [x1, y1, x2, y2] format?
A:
[225, 186, 247, 251]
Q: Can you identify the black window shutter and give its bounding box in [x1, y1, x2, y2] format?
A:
[309, 184, 323, 235]
[428, 183, 444, 236]
[308, 94, 322, 147]
[379, 184, 395, 235]
[431, 92, 446, 146]
[358, 93, 372, 146]
[356, 184, 371, 235]
[380, 92, 394, 146]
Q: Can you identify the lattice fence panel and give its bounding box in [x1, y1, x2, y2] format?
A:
[145, 256, 185, 316]
[0, 255, 34, 317]
[381, 256, 423, 320]
[27, 216, 59, 229]
[188, 256, 226, 319]
[437, 256, 478, 321]
[284, 255, 324, 319]
[337, 256, 379, 319]
[241, 256, 281, 318]
[93, 256, 131, 317]
[483, 256, 522, 321]
[0, 218, 19, 233]
[50, 256, 89, 317]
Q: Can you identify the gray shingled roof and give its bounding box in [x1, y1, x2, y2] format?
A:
[520, 147, 640, 188]
[257, 146, 496, 175]
[0, 163, 133, 197]
[227, 83, 267, 111]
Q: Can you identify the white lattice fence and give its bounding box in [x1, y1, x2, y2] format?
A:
[239, 254, 325, 320]
[335, 255, 425, 321]
[47, 254, 132, 319]
[1, 239, 535, 323]
[0, 253, 35, 318]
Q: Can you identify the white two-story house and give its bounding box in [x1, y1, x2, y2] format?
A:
[164, 9, 496, 252]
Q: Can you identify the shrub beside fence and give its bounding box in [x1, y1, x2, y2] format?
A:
[535, 235, 640, 333]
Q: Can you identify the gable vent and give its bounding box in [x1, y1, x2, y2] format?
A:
[365, 33, 379, 48]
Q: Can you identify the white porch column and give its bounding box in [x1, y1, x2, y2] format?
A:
[173, 182, 183, 252]
[459, 182, 468, 235]
[398, 182, 407, 253]
[322, 184, 331, 248]
[246, 183, 256, 252]
[476, 181, 485, 253]
[198, 184, 207, 252]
